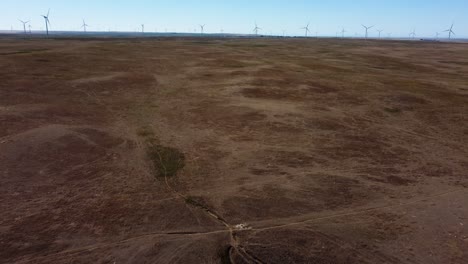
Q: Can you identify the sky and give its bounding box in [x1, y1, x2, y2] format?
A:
[1, 0, 467, 38]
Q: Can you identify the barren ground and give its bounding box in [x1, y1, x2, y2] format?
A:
[1, 37, 468, 263]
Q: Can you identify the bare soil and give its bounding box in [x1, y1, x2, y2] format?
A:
[1, 37, 467, 263]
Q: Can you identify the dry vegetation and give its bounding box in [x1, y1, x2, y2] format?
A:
[1, 36, 468, 263]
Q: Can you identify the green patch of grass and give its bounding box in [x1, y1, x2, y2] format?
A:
[147, 144, 185, 178]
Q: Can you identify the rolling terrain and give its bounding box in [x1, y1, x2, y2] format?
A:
[1, 37, 468, 263]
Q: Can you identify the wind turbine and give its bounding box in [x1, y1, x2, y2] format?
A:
[28, 24, 32, 34]
[409, 29, 416, 39]
[141, 24, 145, 33]
[19, 20, 30, 34]
[377, 29, 384, 39]
[341, 28, 346, 38]
[443, 23, 455, 39]
[362, 25, 374, 39]
[301, 23, 311, 37]
[435, 32, 440, 39]
[199, 24, 205, 34]
[81, 19, 89, 33]
[41, 9, 51, 37]
[253, 23, 261, 36]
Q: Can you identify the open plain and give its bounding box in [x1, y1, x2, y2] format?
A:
[1, 37, 468, 263]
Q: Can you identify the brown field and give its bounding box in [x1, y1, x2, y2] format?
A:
[1, 37, 468, 263]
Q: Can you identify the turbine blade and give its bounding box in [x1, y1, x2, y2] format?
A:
[47, 9, 50, 17]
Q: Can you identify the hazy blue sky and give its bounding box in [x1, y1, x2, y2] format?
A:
[2, 0, 467, 37]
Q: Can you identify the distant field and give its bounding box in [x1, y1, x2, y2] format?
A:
[1, 37, 467, 263]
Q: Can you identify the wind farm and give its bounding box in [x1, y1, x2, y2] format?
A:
[3, 11, 465, 42]
[1, 2, 468, 264]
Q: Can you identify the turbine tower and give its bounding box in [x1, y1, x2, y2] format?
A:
[444, 23, 455, 39]
[362, 24, 374, 39]
[199, 24, 205, 34]
[19, 20, 30, 34]
[81, 19, 89, 32]
[301, 23, 311, 37]
[409, 29, 416, 39]
[377, 29, 384, 39]
[41, 9, 51, 37]
[253, 23, 261, 36]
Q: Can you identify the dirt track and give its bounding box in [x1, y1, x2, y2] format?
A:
[1, 37, 468, 263]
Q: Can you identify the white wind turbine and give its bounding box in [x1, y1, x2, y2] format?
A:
[199, 24, 205, 34]
[41, 9, 51, 37]
[81, 19, 89, 32]
[341, 28, 346, 38]
[19, 20, 30, 34]
[409, 29, 416, 39]
[443, 23, 455, 39]
[253, 23, 261, 36]
[362, 24, 374, 39]
[377, 29, 384, 39]
[301, 23, 311, 37]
